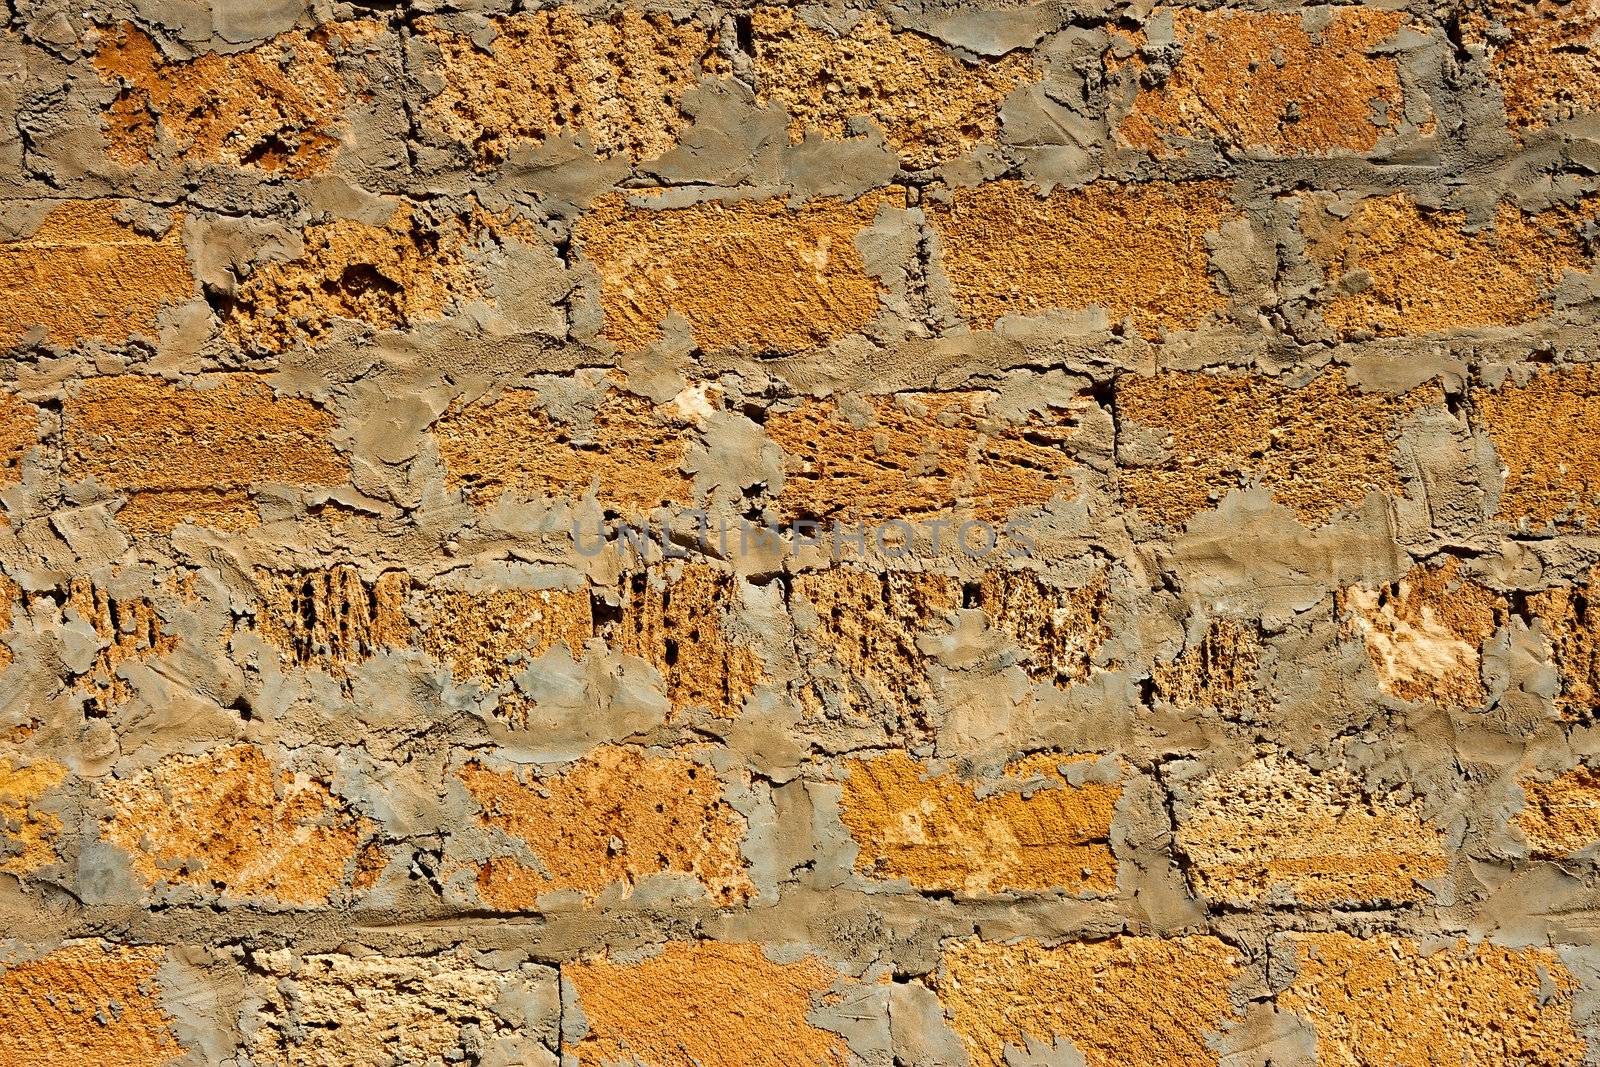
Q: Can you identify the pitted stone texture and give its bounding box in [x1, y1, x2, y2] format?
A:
[0, 943, 183, 1065]
[225, 203, 539, 353]
[791, 568, 959, 730]
[937, 936, 1244, 1067]
[606, 565, 761, 717]
[1476, 364, 1600, 530]
[0, 756, 66, 876]
[749, 8, 1038, 168]
[460, 745, 753, 908]
[768, 391, 1080, 525]
[1464, 0, 1600, 131]
[1116, 369, 1440, 528]
[1112, 8, 1410, 157]
[251, 567, 410, 681]
[575, 190, 899, 353]
[63, 375, 345, 535]
[1515, 767, 1600, 857]
[1174, 751, 1447, 907]
[420, 8, 724, 164]
[94, 22, 375, 176]
[434, 389, 696, 513]
[978, 569, 1110, 686]
[100, 744, 376, 905]
[839, 750, 1118, 896]
[1339, 559, 1504, 709]
[247, 950, 553, 1066]
[62, 574, 190, 714]
[928, 180, 1237, 334]
[1151, 619, 1262, 709]
[1530, 567, 1600, 719]
[1277, 933, 1585, 1066]
[563, 941, 852, 1067]
[0, 201, 192, 350]
[412, 584, 591, 726]
[1303, 194, 1592, 336]
[0, 393, 38, 511]
[0, 575, 14, 670]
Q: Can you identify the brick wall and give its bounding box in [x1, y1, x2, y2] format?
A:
[3, 2, 1600, 1064]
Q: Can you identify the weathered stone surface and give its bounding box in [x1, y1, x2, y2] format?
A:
[0, 393, 38, 510]
[434, 389, 696, 513]
[1117, 369, 1439, 528]
[62, 576, 184, 714]
[1277, 934, 1585, 1066]
[1303, 194, 1592, 336]
[1476, 364, 1600, 530]
[1464, 0, 1600, 131]
[750, 8, 1037, 167]
[420, 8, 724, 164]
[928, 181, 1237, 334]
[0, 201, 192, 350]
[460, 746, 752, 908]
[15, 3, 1600, 1055]
[839, 750, 1118, 895]
[1150, 619, 1262, 709]
[979, 568, 1110, 686]
[1339, 559, 1504, 708]
[768, 391, 1080, 525]
[225, 204, 538, 353]
[0, 943, 184, 1065]
[412, 584, 591, 725]
[100, 744, 375, 905]
[247, 950, 553, 1066]
[575, 191, 899, 353]
[937, 936, 1244, 1067]
[563, 941, 852, 1066]
[63, 375, 345, 535]
[1174, 751, 1448, 906]
[791, 568, 958, 728]
[1113, 8, 1411, 157]
[250, 566, 410, 679]
[605, 564, 761, 717]
[1515, 767, 1600, 857]
[0, 756, 66, 876]
[1529, 567, 1600, 719]
[94, 22, 374, 176]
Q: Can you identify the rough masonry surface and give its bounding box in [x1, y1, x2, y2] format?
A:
[3, 1, 1600, 1065]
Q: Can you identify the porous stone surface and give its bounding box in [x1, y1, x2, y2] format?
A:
[1117, 369, 1442, 528]
[62, 374, 346, 534]
[838, 750, 1119, 896]
[937, 936, 1245, 1067]
[0, 943, 185, 1065]
[99, 744, 377, 905]
[0, 201, 192, 348]
[1339, 558, 1504, 708]
[244, 949, 557, 1065]
[1275, 933, 1586, 1065]
[928, 180, 1238, 334]
[574, 190, 901, 353]
[6, 1, 1600, 1062]
[0, 756, 66, 876]
[1111, 8, 1413, 157]
[562, 941, 853, 1066]
[419, 8, 725, 165]
[749, 8, 1038, 168]
[1171, 749, 1448, 906]
[458, 744, 754, 908]
[1302, 193, 1593, 336]
[93, 22, 374, 177]
[1515, 767, 1600, 857]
